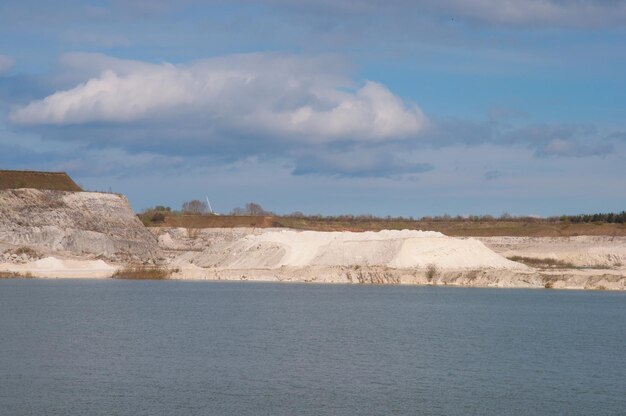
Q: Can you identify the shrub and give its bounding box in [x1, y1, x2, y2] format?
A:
[508, 256, 576, 269]
[426, 264, 439, 282]
[466, 269, 480, 281]
[230, 202, 273, 216]
[182, 200, 209, 214]
[150, 212, 166, 223]
[14, 246, 40, 257]
[112, 266, 171, 280]
[0, 271, 34, 278]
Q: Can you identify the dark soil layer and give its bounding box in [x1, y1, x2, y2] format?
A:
[0, 170, 82, 192]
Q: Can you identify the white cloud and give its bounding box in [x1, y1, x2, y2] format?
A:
[10, 52, 426, 143]
[0, 54, 15, 74]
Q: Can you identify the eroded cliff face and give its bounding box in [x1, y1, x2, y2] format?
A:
[0, 189, 160, 263]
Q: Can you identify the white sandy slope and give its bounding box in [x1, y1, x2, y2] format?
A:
[173, 229, 526, 270]
[479, 236, 626, 268]
[0, 256, 116, 278]
[159, 228, 626, 290]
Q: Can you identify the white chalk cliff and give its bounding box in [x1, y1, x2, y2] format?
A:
[0, 189, 160, 263]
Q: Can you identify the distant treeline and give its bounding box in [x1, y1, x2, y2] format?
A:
[280, 212, 540, 222]
[558, 211, 626, 224]
[142, 200, 625, 225]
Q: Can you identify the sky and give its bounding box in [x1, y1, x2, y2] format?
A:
[1, 0, 626, 217]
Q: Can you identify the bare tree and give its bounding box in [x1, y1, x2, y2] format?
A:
[230, 202, 272, 216]
[245, 202, 265, 216]
[230, 207, 245, 215]
[182, 199, 208, 214]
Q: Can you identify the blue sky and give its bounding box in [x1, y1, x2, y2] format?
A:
[1, 0, 626, 216]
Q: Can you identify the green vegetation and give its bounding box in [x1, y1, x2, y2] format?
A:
[560, 211, 626, 224]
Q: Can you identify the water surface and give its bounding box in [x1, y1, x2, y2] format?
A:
[0, 280, 624, 415]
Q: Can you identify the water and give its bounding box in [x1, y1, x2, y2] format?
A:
[0, 280, 624, 416]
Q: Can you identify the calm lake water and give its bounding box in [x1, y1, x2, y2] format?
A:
[0, 280, 624, 416]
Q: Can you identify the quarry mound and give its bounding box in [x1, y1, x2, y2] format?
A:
[164, 228, 527, 270]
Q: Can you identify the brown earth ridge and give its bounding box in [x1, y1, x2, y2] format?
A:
[0, 170, 82, 192]
[140, 212, 626, 237]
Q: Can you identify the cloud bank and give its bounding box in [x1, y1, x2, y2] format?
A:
[10, 53, 426, 144]
[7, 52, 615, 181]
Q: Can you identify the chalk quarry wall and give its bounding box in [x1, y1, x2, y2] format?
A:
[0, 189, 160, 262]
[152, 227, 626, 290]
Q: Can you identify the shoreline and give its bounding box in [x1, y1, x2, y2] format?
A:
[1, 204, 625, 291]
[2, 259, 624, 291]
[1, 275, 624, 293]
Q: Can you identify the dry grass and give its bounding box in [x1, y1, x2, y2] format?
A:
[508, 256, 612, 270]
[112, 265, 172, 280]
[465, 269, 480, 281]
[0, 271, 34, 279]
[508, 256, 577, 269]
[138, 213, 626, 237]
[0, 170, 82, 191]
[13, 246, 40, 257]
